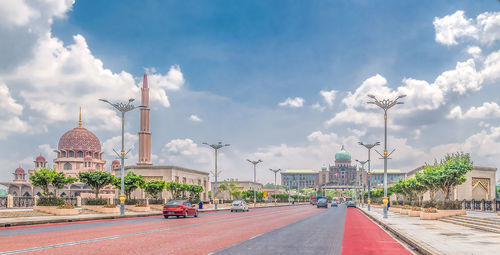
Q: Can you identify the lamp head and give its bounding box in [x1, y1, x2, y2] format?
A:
[128, 98, 135, 102]
[367, 94, 376, 99]
[99, 99, 109, 103]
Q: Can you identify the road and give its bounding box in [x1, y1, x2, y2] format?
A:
[0, 205, 412, 255]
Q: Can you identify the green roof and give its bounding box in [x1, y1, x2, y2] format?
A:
[371, 169, 403, 174]
[335, 145, 351, 161]
[282, 169, 316, 174]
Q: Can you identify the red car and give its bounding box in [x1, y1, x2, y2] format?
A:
[163, 200, 199, 218]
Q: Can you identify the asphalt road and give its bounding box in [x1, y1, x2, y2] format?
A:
[213, 204, 347, 255]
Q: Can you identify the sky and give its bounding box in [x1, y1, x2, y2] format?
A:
[1, 0, 500, 186]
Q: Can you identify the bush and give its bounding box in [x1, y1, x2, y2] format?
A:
[125, 199, 145, 205]
[58, 204, 74, 209]
[436, 201, 462, 210]
[84, 198, 108, 205]
[37, 197, 65, 206]
[423, 207, 437, 213]
[135, 203, 148, 207]
[402, 205, 411, 209]
[148, 198, 164, 205]
[411, 206, 421, 211]
[422, 201, 436, 208]
[103, 204, 116, 208]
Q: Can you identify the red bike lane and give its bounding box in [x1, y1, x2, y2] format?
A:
[342, 208, 412, 255]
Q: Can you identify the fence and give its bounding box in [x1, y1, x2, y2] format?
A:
[462, 199, 499, 212]
[13, 196, 35, 207]
[0, 197, 6, 208]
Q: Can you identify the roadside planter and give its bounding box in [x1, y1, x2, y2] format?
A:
[389, 207, 400, 213]
[82, 205, 120, 214]
[436, 209, 466, 217]
[149, 204, 164, 210]
[420, 208, 440, 220]
[125, 205, 151, 212]
[409, 208, 421, 217]
[34, 206, 79, 216]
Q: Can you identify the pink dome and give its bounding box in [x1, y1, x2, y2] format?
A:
[112, 160, 120, 165]
[35, 154, 46, 162]
[15, 167, 25, 174]
[58, 127, 101, 152]
[84, 155, 93, 161]
[88, 168, 96, 172]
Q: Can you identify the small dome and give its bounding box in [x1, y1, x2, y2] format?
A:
[321, 165, 327, 171]
[35, 154, 46, 162]
[112, 160, 120, 165]
[84, 155, 93, 161]
[15, 167, 25, 174]
[335, 145, 351, 161]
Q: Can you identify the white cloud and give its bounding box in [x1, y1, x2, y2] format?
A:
[102, 132, 138, 163]
[0, 83, 27, 138]
[447, 102, 500, 119]
[433, 59, 482, 95]
[189, 114, 202, 122]
[320, 90, 337, 107]
[162, 139, 211, 167]
[311, 102, 325, 112]
[434, 10, 500, 46]
[279, 97, 304, 108]
[467, 46, 482, 58]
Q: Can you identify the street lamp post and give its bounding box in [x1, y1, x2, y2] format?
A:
[367, 94, 405, 218]
[355, 159, 369, 207]
[358, 141, 380, 211]
[269, 168, 281, 206]
[247, 159, 262, 208]
[203, 142, 230, 210]
[99, 98, 143, 215]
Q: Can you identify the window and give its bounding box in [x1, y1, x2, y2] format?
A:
[175, 176, 179, 182]
[69, 151, 74, 157]
[94, 152, 98, 159]
[86, 151, 91, 156]
[182, 177, 186, 184]
[62, 151, 66, 157]
[64, 162, 72, 170]
[96, 164, 100, 170]
[77, 151, 83, 157]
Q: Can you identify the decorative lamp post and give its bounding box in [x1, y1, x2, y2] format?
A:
[99, 98, 143, 215]
[269, 168, 281, 206]
[358, 141, 380, 211]
[367, 94, 405, 218]
[247, 159, 263, 208]
[355, 159, 369, 207]
[203, 142, 230, 210]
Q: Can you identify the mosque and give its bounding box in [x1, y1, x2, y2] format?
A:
[0, 74, 209, 201]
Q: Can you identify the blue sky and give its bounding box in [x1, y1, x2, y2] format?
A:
[1, 0, 500, 185]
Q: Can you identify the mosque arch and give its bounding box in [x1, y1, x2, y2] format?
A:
[64, 162, 72, 170]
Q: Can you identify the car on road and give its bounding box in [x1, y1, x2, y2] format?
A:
[331, 201, 338, 207]
[317, 198, 328, 208]
[346, 200, 356, 208]
[163, 200, 199, 218]
[231, 200, 249, 212]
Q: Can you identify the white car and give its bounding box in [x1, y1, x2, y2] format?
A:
[230, 200, 249, 212]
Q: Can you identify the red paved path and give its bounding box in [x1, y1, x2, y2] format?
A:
[341, 208, 411, 255]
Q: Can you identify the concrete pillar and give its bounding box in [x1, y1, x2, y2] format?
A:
[146, 198, 149, 206]
[7, 195, 13, 208]
[109, 197, 113, 205]
[34, 195, 39, 206]
[76, 196, 82, 207]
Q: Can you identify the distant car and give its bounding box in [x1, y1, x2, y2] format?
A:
[331, 201, 338, 207]
[346, 200, 356, 208]
[317, 198, 328, 208]
[230, 200, 249, 212]
[163, 200, 199, 218]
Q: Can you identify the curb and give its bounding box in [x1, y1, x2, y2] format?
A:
[0, 203, 307, 228]
[358, 207, 444, 255]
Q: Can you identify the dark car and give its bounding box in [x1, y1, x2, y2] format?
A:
[317, 198, 328, 208]
[331, 201, 338, 207]
[163, 200, 199, 218]
[346, 200, 356, 208]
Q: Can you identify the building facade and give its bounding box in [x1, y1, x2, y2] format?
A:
[281, 169, 317, 189]
[369, 169, 405, 188]
[210, 181, 263, 201]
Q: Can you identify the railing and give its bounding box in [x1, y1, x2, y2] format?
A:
[13, 196, 34, 207]
[462, 199, 499, 212]
[0, 197, 7, 208]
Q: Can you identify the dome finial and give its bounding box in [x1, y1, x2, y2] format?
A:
[78, 107, 82, 128]
[341, 145, 345, 150]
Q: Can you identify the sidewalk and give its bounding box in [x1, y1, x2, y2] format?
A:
[0, 203, 306, 227]
[359, 205, 500, 255]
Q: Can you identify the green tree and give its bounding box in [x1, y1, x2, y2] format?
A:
[436, 152, 473, 201]
[144, 180, 166, 199]
[217, 181, 229, 199]
[78, 171, 114, 199]
[415, 166, 440, 203]
[29, 168, 56, 196]
[188, 185, 204, 203]
[113, 171, 146, 199]
[166, 181, 182, 199]
[52, 171, 77, 196]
